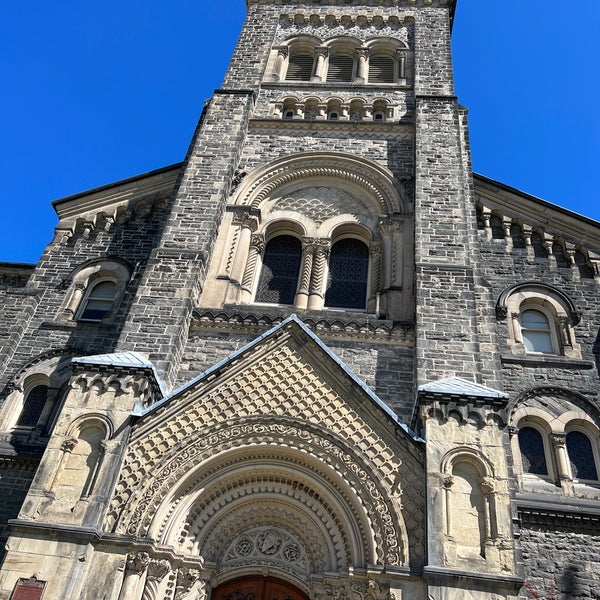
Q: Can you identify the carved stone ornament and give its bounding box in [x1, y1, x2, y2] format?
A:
[61, 437, 79, 453]
[479, 478, 495, 494]
[126, 551, 151, 574]
[224, 526, 309, 573]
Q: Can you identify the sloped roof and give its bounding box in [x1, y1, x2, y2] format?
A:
[418, 376, 508, 399]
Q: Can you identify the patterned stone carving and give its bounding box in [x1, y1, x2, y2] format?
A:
[273, 187, 371, 223]
[175, 568, 201, 600]
[126, 552, 151, 574]
[141, 559, 171, 600]
[223, 526, 310, 572]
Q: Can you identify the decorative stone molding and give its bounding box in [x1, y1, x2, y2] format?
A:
[231, 153, 405, 215]
[141, 559, 171, 600]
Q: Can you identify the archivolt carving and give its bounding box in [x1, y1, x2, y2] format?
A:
[232, 153, 405, 215]
[108, 417, 409, 567]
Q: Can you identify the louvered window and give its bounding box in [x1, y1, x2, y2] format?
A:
[369, 55, 395, 83]
[256, 236, 302, 305]
[325, 239, 369, 309]
[286, 53, 314, 81]
[327, 54, 354, 82]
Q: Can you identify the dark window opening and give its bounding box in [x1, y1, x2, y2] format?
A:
[519, 427, 548, 476]
[325, 238, 369, 309]
[567, 431, 598, 480]
[16, 385, 48, 428]
[256, 236, 302, 305]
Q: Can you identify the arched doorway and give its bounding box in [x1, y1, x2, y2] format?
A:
[212, 577, 309, 600]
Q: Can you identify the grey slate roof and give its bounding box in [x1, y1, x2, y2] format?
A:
[418, 376, 508, 399]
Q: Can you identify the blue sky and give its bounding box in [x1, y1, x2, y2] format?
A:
[1, 1, 598, 263]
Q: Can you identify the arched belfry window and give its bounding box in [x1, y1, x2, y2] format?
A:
[256, 236, 302, 305]
[325, 239, 369, 309]
[518, 426, 549, 476]
[567, 431, 598, 481]
[368, 54, 395, 83]
[286, 53, 314, 81]
[327, 53, 354, 82]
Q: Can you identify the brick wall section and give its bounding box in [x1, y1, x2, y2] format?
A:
[115, 91, 255, 386]
[520, 523, 600, 599]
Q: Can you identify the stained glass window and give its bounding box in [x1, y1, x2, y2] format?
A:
[325, 239, 369, 309]
[519, 427, 548, 476]
[256, 236, 302, 305]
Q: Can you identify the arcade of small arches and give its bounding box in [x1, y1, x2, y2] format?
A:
[276, 95, 395, 122]
[269, 36, 412, 86]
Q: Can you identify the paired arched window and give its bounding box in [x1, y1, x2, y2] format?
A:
[566, 430, 598, 481]
[255, 235, 370, 310]
[518, 426, 549, 476]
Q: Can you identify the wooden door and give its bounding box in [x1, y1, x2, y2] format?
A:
[212, 577, 309, 600]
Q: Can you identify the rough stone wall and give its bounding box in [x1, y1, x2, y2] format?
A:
[520, 522, 600, 599]
[0, 199, 172, 394]
[476, 229, 599, 396]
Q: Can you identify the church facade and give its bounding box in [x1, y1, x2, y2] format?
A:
[0, 1, 599, 599]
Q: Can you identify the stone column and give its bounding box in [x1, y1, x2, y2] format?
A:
[62, 282, 86, 318]
[480, 478, 497, 540]
[174, 569, 201, 600]
[141, 559, 171, 600]
[230, 212, 259, 286]
[307, 239, 330, 310]
[355, 48, 369, 82]
[295, 238, 315, 309]
[47, 437, 78, 493]
[397, 50, 407, 82]
[272, 46, 288, 81]
[369, 241, 383, 311]
[313, 47, 329, 82]
[118, 552, 150, 600]
[240, 234, 265, 303]
[552, 433, 574, 495]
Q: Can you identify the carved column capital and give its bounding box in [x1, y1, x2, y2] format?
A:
[126, 551, 151, 574]
[551, 433, 567, 448]
[479, 477, 495, 494]
[442, 475, 454, 489]
[61, 437, 79, 453]
[232, 211, 259, 232]
[315, 46, 329, 58]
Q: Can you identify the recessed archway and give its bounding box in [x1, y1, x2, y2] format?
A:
[212, 577, 309, 600]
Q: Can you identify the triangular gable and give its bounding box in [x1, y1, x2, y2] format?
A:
[135, 314, 420, 442]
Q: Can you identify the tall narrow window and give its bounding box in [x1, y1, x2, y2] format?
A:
[16, 385, 48, 428]
[327, 54, 354, 82]
[325, 239, 369, 309]
[519, 427, 548, 476]
[368, 55, 395, 83]
[520, 309, 553, 354]
[79, 280, 117, 321]
[567, 431, 598, 481]
[286, 53, 314, 81]
[256, 236, 302, 305]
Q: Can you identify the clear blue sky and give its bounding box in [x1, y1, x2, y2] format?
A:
[1, 1, 598, 263]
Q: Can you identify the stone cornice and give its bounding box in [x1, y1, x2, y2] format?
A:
[517, 495, 600, 531]
[248, 118, 413, 137]
[191, 307, 414, 344]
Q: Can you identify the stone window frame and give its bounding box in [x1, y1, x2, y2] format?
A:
[271, 35, 410, 87]
[511, 406, 600, 492]
[497, 283, 582, 359]
[59, 258, 132, 325]
[0, 355, 73, 440]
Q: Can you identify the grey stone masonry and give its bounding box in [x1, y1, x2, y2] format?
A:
[115, 91, 256, 387]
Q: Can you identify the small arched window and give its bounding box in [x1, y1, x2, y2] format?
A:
[256, 236, 302, 305]
[567, 431, 598, 481]
[79, 280, 117, 321]
[286, 53, 314, 81]
[327, 54, 354, 82]
[325, 239, 369, 309]
[16, 385, 48, 428]
[520, 309, 553, 354]
[518, 426, 548, 476]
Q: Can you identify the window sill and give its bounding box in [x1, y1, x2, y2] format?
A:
[501, 354, 594, 370]
[40, 320, 116, 331]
